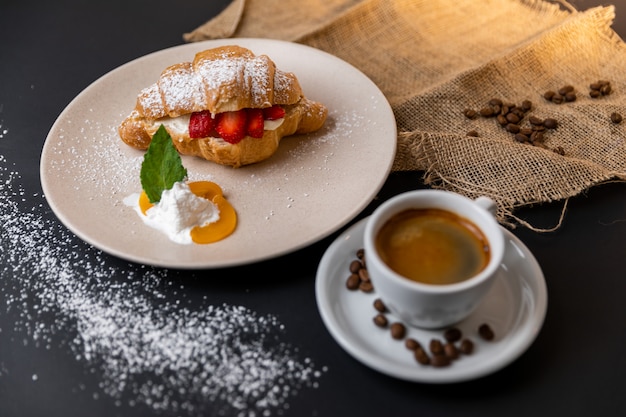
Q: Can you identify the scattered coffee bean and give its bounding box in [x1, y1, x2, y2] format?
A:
[431, 354, 451, 367]
[478, 323, 495, 341]
[489, 98, 503, 107]
[459, 339, 474, 355]
[506, 112, 520, 124]
[529, 115, 543, 125]
[506, 123, 520, 134]
[373, 298, 387, 313]
[349, 260, 362, 273]
[373, 314, 388, 328]
[405, 338, 421, 351]
[543, 118, 558, 129]
[564, 92, 577, 102]
[443, 327, 462, 343]
[521, 100, 533, 112]
[429, 339, 444, 355]
[558, 85, 574, 96]
[479, 107, 495, 117]
[358, 267, 370, 282]
[466, 130, 479, 137]
[463, 108, 478, 119]
[543, 90, 556, 101]
[345, 273, 360, 290]
[590, 80, 612, 98]
[390, 322, 406, 340]
[611, 112, 623, 124]
[356, 248, 365, 260]
[551, 93, 564, 104]
[444, 342, 459, 360]
[414, 347, 431, 365]
[514, 133, 529, 143]
[359, 280, 374, 293]
[553, 146, 566, 156]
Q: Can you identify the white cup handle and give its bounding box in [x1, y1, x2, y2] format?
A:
[474, 196, 497, 217]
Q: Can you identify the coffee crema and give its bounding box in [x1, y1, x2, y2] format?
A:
[375, 208, 490, 285]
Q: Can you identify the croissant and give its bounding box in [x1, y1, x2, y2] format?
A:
[118, 45, 328, 168]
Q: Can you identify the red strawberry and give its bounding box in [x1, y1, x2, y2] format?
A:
[246, 108, 265, 138]
[262, 105, 285, 120]
[189, 110, 215, 139]
[215, 109, 247, 144]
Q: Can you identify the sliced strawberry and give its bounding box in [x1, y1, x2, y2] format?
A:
[189, 110, 215, 139]
[246, 108, 265, 138]
[215, 109, 247, 144]
[263, 105, 285, 120]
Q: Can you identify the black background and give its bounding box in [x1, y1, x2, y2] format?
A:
[1, 1, 626, 416]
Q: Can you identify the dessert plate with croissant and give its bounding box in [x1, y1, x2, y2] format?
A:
[40, 39, 397, 268]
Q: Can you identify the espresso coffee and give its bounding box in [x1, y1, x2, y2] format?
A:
[375, 208, 490, 285]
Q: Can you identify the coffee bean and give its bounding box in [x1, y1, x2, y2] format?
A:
[590, 82, 602, 91]
[564, 92, 577, 102]
[600, 84, 612, 95]
[497, 114, 508, 126]
[459, 339, 474, 355]
[543, 90, 556, 101]
[466, 130, 479, 137]
[558, 85, 574, 95]
[520, 127, 533, 136]
[358, 267, 370, 282]
[444, 327, 462, 343]
[478, 323, 495, 341]
[506, 123, 520, 134]
[356, 248, 365, 260]
[479, 107, 495, 117]
[505, 112, 520, 124]
[414, 347, 430, 365]
[429, 339, 444, 355]
[489, 98, 503, 107]
[551, 93, 564, 104]
[405, 338, 421, 351]
[444, 342, 459, 360]
[345, 273, 360, 290]
[373, 299, 387, 313]
[431, 354, 451, 367]
[514, 133, 529, 143]
[359, 281, 374, 293]
[590, 90, 602, 98]
[553, 146, 566, 156]
[543, 118, 558, 129]
[373, 314, 388, 328]
[530, 131, 545, 143]
[529, 115, 543, 125]
[611, 112, 623, 124]
[463, 108, 478, 119]
[390, 322, 406, 339]
[349, 260, 362, 273]
[521, 100, 533, 112]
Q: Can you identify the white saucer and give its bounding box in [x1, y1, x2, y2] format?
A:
[315, 216, 547, 383]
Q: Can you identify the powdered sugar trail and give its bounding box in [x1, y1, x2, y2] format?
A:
[0, 146, 324, 415]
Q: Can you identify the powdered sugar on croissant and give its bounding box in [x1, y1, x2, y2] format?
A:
[119, 45, 327, 168]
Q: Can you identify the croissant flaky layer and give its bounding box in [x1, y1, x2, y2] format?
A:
[118, 45, 328, 167]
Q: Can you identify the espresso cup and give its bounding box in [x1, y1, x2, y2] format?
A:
[363, 190, 505, 329]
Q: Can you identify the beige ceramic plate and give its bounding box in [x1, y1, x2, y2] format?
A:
[40, 39, 397, 268]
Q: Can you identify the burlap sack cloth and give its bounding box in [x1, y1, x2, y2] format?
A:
[184, 0, 626, 230]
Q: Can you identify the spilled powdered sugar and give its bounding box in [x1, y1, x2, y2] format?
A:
[0, 127, 325, 415]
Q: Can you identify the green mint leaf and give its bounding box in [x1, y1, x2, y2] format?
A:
[140, 125, 188, 203]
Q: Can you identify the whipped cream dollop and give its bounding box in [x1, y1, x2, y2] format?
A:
[125, 181, 220, 244]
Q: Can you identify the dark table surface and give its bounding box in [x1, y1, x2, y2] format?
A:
[1, 1, 626, 416]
